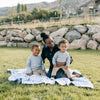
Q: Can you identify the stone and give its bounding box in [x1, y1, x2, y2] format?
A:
[92, 33, 100, 42]
[5, 34, 12, 42]
[11, 30, 22, 37]
[0, 41, 7, 46]
[87, 40, 98, 50]
[42, 31, 50, 35]
[19, 31, 27, 38]
[65, 30, 81, 43]
[10, 37, 24, 42]
[28, 41, 39, 47]
[50, 28, 68, 38]
[0, 30, 7, 36]
[81, 34, 90, 41]
[73, 25, 87, 34]
[24, 34, 34, 42]
[26, 29, 31, 34]
[31, 29, 41, 37]
[54, 37, 65, 44]
[86, 25, 100, 35]
[0, 35, 5, 41]
[46, 27, 58, 33]
[98, 45, 100, 50]
[7, 30, 13, 35]
[36, 35, 42, 42]
[17, 42, 28, 47]
[68, 40, 80, 50]
[7, 42, 17, 47]
[68, 35, 90, 50]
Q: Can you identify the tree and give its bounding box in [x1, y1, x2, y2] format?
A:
[8, 7, 16, 25]
[25, 4, 28, 12]
[17, 3, 21, 13]
[21, 4, 24, 11]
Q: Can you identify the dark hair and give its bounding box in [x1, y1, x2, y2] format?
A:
[41, 32, 49, 43]
[31, 43, 40, 49]
[58, 39, 69, 47]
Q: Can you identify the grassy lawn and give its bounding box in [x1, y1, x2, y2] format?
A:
[0, 47, 100, 100]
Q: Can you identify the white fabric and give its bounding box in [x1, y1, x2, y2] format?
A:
[8, 68, 94, 88]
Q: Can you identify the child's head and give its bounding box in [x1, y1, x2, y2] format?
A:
[58, 39, 69, 52]
[31, 43, 40, 56]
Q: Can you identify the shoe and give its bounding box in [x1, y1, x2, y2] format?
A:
[51, 77, 55, 80]
[69, 78, 73, 81]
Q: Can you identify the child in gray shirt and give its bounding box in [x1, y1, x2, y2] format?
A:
[26, 43, 46, 76]
[51, 39, 79, 79]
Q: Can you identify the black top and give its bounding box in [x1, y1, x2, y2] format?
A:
[41, 44, 73, 78]
[41, 44, 59, 66]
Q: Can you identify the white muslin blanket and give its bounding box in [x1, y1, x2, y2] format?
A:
[8, 68, 94, 88]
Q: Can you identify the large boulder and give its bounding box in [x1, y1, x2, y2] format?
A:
[11, 30, 22, 37]
[86, 25, 100, 35]
[10, 37, 24, 42]
[24, 34, 34, 42]
[19, 31, 27, 38]
[46, 27, 58, 33]
[54, 37, 64, 44]
[50, 28, 68, 38]
[26, 29, 31, 34]
[7, 42, 17, 47]
[81, 34, 90, 41]
[28, 41, 40, 47]
[73, 25, 87, 34]
[0, 35, 5, 41]
[31, 29, 41, 37]
[5, 34, 12, 42]
[0, 41, 7, 46]
[68, 40, 80, 50]
[68, 35, 90, 50]
[42, 31, 50, 35]
[17, 42, 28, 47]
[65, 30, 81, 43]
[92, 33, 100, 42]
[7, 30, 14, 35]
[87, 40, 98, 50]
[36, 35, 42, 42]
[98, 45, 100, 50]
[0, 30, 7, 36]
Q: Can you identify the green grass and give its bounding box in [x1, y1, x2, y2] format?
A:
[0, 47, 100, 100]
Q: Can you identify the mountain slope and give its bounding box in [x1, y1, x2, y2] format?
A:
[0, 0, 90, 17]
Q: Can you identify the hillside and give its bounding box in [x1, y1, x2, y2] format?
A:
[0, 0, 90, 17]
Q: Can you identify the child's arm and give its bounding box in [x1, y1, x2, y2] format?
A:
[41, 47, 46, 63]
[65, 54, 70, 69]
[41, 57, 46, 72]
[52, 52, 58, 67]
[26, 56, 32, 75]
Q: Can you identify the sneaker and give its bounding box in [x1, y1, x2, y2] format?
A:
[51, 77, 55, 80]
[69, 78, 73, 81]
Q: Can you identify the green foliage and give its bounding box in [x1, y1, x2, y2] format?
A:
[0, 28, 5, 31]
[0, 7, 66, 23]
[0, 48, 100, 100]
[17, 3, 28, 13]
[17, 3, 21, 13]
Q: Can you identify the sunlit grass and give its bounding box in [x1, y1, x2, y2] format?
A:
[0, 47, 100, 100]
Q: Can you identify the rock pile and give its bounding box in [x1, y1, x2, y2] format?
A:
[0, 24, 100, 50]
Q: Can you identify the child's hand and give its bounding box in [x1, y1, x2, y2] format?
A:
[43, 70, 46, 73]
[29, 72, 33, 76]
[65, 66, 68, 70]
[54, 64, 56, 67]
